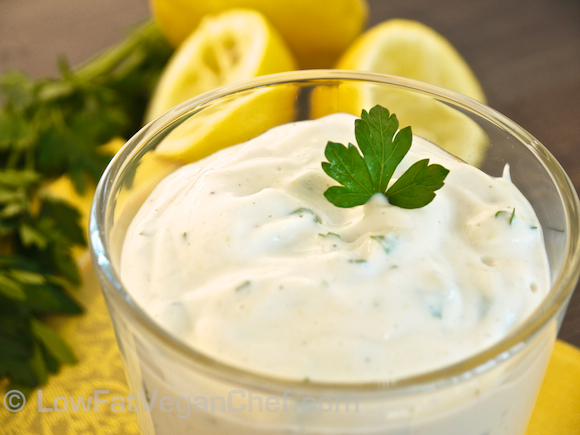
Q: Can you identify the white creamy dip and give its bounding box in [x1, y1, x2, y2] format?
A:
[120, 113, 549, 383]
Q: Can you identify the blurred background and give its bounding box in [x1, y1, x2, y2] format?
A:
[1, 0, 579, 347]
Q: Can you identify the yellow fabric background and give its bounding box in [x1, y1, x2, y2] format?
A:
[1, 260, 579, 434]
[526, 340, 580, 435]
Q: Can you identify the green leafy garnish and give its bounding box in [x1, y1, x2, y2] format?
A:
[0, 20, 173, 392]
[322, 105, 450, 209]
[495, 208, 516, 224]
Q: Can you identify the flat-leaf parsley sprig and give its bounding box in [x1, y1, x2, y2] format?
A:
[0, 20, 173, 393]
[322, 105, 450, 209]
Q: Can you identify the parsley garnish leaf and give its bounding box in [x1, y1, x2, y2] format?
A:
[322, 105, 449, 209]
[322, 142, 374, 207]
[355, 105, 412, 193]
[385, 158, 449, 209]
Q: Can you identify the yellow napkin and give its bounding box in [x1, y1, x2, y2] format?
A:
[526, 339, 580, 434]
[1, 262, 579, 434]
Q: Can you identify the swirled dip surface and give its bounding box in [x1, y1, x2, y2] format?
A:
[121, 114, 549, 382]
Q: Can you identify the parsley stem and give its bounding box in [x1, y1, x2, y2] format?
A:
[75, 20, 169, 83]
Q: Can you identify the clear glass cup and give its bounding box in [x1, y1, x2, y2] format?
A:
[89, 70, 580, 435]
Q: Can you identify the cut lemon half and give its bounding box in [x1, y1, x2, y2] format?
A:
[337, 19, 486, 102]
[313, 19, 488, 166]
[151, 0, 368, 68]
[152, 83, 296, 163]
[146, 8, 296, 122]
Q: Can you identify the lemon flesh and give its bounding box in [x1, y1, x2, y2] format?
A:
[146, 9, 297, 163]
[146, 8, 296, 122]
[152, 84, 296, 163]
[314, 19, 488, 166]
[151, 0, 368, 68]
[337, 19, 485, 102]
[148, 9, 295, 163]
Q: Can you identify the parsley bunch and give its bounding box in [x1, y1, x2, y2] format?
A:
[322, 105, 449, 209]
[0, 20, 172, 392]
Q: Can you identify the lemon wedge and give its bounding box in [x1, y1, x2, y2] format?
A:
[152, 82, 296, 164]
[146, 8, 296, 122]
[151, 0, 368, 68]
[147, 9, 297, 163]
[314, 19, 488, 166]
[337, 19, 485, 102]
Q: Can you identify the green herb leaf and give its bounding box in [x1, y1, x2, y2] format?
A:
[322, 142, 374, 207]
[355, 105, 412, 193]
[0, 357, 38, 388]
[0, 300, 34, 360]
[31, 318, 76, 365]
[29, 342, 48, 385]
[0, 19, 173, 390]
[322, 105, 449, 209]
[0, 273, 26, 300]
[19, 224, 49, 249]
[385, 159, 450, 209]
[496, 208, 516, 224]
[22, 282, 83, 314]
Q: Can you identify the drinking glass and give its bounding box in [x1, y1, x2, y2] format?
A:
[90, 70, 580, 435]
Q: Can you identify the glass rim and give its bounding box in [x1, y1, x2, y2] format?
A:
[89, 69, 580, 395]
